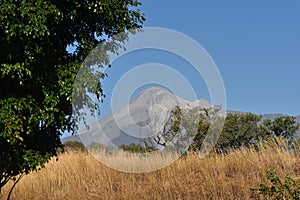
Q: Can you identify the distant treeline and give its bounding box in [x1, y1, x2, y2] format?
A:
[119, 106, 300, 154]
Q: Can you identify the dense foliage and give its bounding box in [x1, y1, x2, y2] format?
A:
[252, 168, 300, 199]
[160, 106, 299, 153]
[119, 143, 157, 153]
[63, 141, 86, 152]
[0, 0, 145, 192]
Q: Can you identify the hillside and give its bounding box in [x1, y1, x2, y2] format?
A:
[2, 141, 300, 199]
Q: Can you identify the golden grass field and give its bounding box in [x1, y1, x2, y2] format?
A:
[1, 140, 300, 200]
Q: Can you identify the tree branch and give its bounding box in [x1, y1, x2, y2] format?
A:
[7, 173, 24, 200]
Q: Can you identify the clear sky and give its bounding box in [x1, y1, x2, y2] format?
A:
[141, 1, 300, 115]
[96, 1, 300, 119]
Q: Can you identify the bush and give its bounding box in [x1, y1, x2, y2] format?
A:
[63, 141, 86, 152]
[119, 143, 157, 153]
[251, 168, 300, 199]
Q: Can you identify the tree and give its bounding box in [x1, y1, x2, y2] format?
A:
[157, 105, 222, 154]
[260, 116, 299, 146]
[216, 113, 262, 152]
[157, 106, 189, 153]
[160, 105, 300, 154]
[0, 0, 145, 194]
[191, 106, 223, 151]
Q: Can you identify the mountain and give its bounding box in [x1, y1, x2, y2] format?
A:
[62, 87, 211, 147]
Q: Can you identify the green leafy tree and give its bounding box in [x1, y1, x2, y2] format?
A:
[190, 106, 222, 151]
[217, 114, 299, 152]
[161, 105, 300, 153]
[160, 106, 201, 153]
[0, 0, 145, 194]
[216, 113, 262, 152]
[161, 106, 246, 153]
[260, 116, 299, 146]
[159, 106, 222, 153]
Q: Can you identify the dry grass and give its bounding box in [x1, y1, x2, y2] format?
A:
[2, 140, 300, 200]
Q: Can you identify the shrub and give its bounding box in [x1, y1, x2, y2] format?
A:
[119, 143, 157, 153]
[251, 168, 300, 199]
[63, 141, 86, 152]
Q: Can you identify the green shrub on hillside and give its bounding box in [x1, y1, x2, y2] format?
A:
[119, 143, 157, 153]
[251, 168, 300, 199]
[63, 141, 86, 152]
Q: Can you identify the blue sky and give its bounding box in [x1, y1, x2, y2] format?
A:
[141, 1, 300, 115]
[96, 1, 300, 118]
